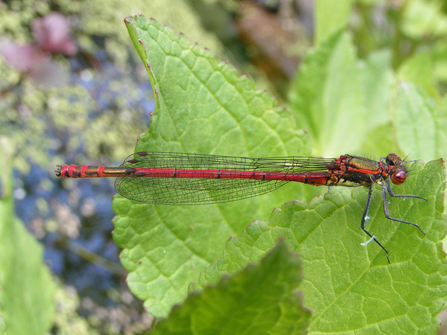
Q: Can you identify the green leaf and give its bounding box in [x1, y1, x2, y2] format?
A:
[401, 0, 447, 38]
[288, 32, 394, 157]
[0, 137, 56, 335]
[393, 81, 447, 162]
[151, 240, 310, 335]
[0, 316, 5, 335]
[112, 15, 313, 318]
[315, 0, 351, 46]
[288, 29, 447, 165]
[432, 41, 447, 82]
[397, 52, 438, 98]
[196, 159, 447, 333]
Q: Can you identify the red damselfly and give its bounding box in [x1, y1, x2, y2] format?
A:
[56, 152, 427, 262]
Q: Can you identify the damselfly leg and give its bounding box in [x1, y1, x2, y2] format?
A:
[360, 182, 427, 263]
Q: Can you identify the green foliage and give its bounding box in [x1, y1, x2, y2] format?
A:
[0, 138, 56, 335]
[195, 159, 447, 333]
[2, 0, 447, 333]
[112, 14, 447, 334]
[0, 316, 5, 335]
[401, 0, 447, 38]
[315, 0, 351, 46]
[288, 32, 447, 163]
[288, 32, 371, 156]
[288, 31, 396, 157]
[398, 52, 438, 98]
[151, 240, 310, 335]
[394, 82, 447, 161]
[113, 15, 313, 318]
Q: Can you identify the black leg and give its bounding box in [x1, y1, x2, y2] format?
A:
[361, 187, 390, 263]
[382, 183, 426, 235]
[386, 181, 427, 201]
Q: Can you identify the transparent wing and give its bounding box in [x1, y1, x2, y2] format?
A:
[116, 176, 290, 205]
[115, 151, 334, 205]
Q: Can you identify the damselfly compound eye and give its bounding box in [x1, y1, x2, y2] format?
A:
[391, 170, 406, 185]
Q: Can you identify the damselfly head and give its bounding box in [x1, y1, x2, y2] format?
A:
[385, 153, 402, 167]
[385, 154, 407, 185]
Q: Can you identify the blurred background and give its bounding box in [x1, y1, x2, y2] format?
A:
[1, 0, 447, 334]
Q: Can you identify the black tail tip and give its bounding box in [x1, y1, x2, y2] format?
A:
[55, 165, 62, 177]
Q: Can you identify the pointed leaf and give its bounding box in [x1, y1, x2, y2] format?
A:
[152, 240, 310, 335]
[112, 15, 312, 317]
[401, 0, 447, 38]
[315, 1, 351, 46]
[288, 32, 394, 157]
[397, 52, 438, 98]
[393, 81, 447, 162]
[0, 138, 56, 335]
